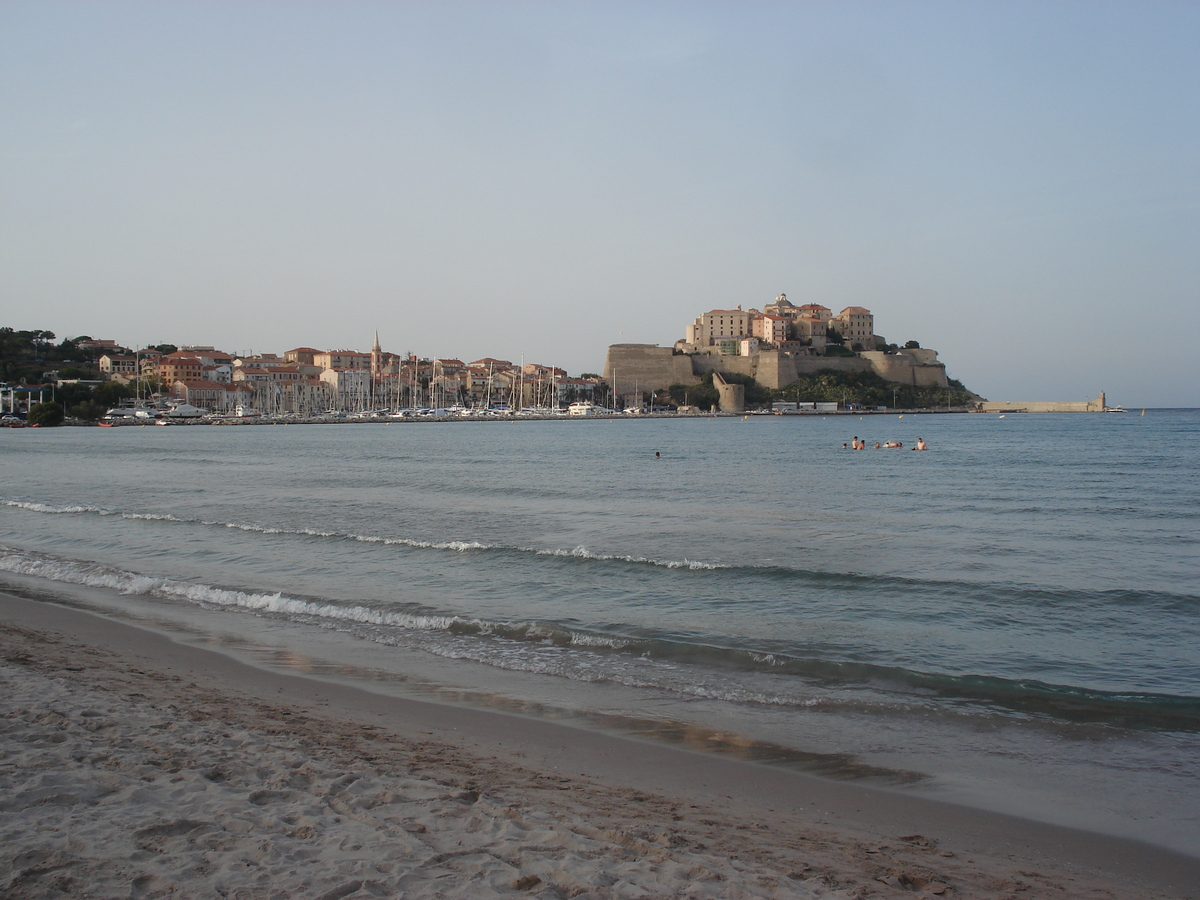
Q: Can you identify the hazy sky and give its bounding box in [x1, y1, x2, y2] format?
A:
[2, 2, 1197, 405]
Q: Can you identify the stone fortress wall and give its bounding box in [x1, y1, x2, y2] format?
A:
[603, 344, 950, 394]
[711, 372, 745, 413]
[603, 345, 696, 395]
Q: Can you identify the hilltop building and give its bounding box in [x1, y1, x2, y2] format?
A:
[677, 295, 876, 356]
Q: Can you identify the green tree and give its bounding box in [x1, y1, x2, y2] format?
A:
[667, 379, 718, 410]
[93, 381, 133, 406]
[904, 340, 921, 349]
[779, 368, 976, 409]
[31, 330, 56, 354]
[72, 400, 108, 421]
[27, 401, 65, 427]
[0, 327, 102, 382]
[53, 382, 95, 410]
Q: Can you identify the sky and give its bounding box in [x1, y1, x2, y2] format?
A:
[2, 1, 1197, 406]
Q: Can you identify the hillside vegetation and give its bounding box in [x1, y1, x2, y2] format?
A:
[665, 369, 976, 411]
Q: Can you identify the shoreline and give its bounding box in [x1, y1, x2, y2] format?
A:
[3, 590, 1197, 899]
[47, 404, 1158, 427]
[70, 408, 973, 426]
[65, 410, 974, 432]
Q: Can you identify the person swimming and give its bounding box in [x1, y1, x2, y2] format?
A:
[884, 441, 902, 449]
[915, 437, 928, 451]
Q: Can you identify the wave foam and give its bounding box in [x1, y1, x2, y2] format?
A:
[0, 547, 469, 631]
[534, 545, 728, 571]
[2, 499, 109, 515]
[3, 496, 724, 570]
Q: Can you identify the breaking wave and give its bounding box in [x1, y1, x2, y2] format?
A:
[2, 544, 1198, 732]
[0, 498, 726, 571]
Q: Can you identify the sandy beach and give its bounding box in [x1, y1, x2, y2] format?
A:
[2, 590, 1196, 900]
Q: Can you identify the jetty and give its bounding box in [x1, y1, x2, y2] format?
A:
[975, 393, 1111, 413]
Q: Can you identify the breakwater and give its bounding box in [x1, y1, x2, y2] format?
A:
[977, 393, 1110, 413]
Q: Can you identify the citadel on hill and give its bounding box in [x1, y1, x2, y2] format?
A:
[604, 295, 955, 409]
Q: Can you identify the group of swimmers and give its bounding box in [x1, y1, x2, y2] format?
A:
[844, 436, 928, 451]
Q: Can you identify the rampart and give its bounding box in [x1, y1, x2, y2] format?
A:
[712, 372, 745, 413]
[603, 345, 696, 394]
[603, 344, 949, 392]
[858, 350, 949, 388]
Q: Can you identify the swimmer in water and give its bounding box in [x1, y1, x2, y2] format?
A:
[915, 437, 928, 451]
[654, 451, 661, 459]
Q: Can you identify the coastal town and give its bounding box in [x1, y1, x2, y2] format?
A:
[2, 330, 606, 423]
[3, 298, 960, 424]
[2, 301, 1108, 424]
[94, 336, 601, 419]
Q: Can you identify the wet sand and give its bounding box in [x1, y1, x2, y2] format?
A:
[2, 590, 1196, 899]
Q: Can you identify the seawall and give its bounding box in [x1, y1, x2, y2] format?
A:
[977, 394, 1108, 413]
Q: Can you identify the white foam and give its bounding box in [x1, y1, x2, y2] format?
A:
[410, 634, 825, 707]
[379, 537, 492, 552]
[534, 545, 727, 571]
[2, 499, 108, 515]
[567, 632, 630, 649]
[0, 547, 475, 634]
[0, 546, 834, 712]
[4, 496, 727, 570]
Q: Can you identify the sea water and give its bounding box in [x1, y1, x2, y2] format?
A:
[2, 411, 1198, 854]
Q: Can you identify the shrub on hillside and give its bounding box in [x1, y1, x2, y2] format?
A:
[27, 401, 65, 427]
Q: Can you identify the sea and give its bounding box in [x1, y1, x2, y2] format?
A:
[2, 410, 1198, 855]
